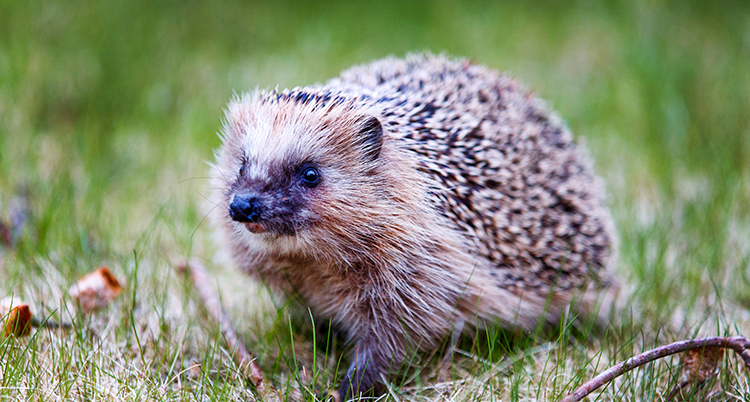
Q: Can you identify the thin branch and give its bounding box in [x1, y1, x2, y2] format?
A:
[31, 316, 72, 329]
[175, 259, 265, 385]
[561, 336, 750, 402]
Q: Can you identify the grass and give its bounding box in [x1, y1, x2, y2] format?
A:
[1, 0, 749, 400]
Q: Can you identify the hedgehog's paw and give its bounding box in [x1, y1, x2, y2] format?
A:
[314, 389, 340, 402]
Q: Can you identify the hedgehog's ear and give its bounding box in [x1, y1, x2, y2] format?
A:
[359, 116, 383, 162]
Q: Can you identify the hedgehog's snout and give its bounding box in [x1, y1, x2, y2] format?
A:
[229, 194, 262, 223]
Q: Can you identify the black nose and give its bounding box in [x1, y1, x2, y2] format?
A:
[229, 194, 261, 223]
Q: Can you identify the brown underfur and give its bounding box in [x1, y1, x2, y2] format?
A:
[208, 53, 616, 399]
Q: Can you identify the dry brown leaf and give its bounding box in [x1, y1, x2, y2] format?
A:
[1, 297, 33, 337]
[683, 346, 723, 382]
[4, 305, 33, 337]
[186, 360, 201, 380]
[68, 267, 124, 312]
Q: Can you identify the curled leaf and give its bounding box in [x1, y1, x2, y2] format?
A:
[186, 360, 201, 380]
[683, 346, 723, 382]
[1, 297, 33, 337]
[68, 267, 123, 312]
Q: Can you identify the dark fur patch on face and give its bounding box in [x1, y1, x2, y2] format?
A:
[231, 159, 322, 236]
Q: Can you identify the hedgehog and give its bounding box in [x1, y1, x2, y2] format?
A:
[209, 53, 616, 400]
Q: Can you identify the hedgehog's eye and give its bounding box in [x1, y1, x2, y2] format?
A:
[300, 167, 320, 187]
[239, 163, 245, 176]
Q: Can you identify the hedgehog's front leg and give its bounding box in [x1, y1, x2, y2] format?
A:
[335, 334, 395, 401]
[338, 347, 381, 400]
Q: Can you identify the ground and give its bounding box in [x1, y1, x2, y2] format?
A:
[1, 0, 749, 400]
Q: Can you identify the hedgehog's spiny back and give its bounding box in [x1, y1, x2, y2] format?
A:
[333, 54, 615, 293]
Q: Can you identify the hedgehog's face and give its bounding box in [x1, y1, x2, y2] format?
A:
[214, 94, 384, 250]
[228, 158, 321, 236]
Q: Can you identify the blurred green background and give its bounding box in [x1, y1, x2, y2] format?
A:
[1, 0, 750, 372]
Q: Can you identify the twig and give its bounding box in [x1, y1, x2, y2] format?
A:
[31, 317, 73, 329]
[561, 336, 750, 402]
[175, 259, 265, 386]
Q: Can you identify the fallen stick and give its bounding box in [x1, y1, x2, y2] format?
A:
[32, 317, 73, 330]
[175, 259, 266, 387]
[561, 336, 750, 402]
